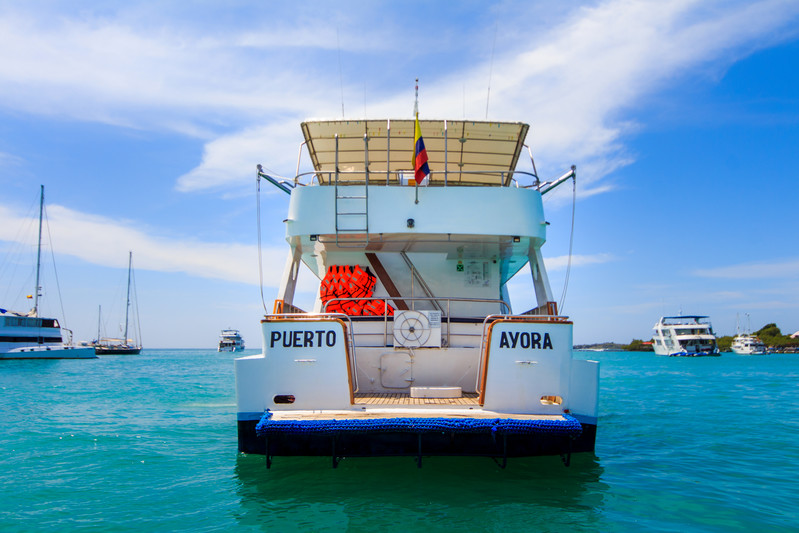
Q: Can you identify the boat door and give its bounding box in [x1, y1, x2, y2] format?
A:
[380, 351, 413, 389]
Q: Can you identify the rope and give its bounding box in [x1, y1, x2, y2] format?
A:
[558, 175, 576, 314]
[256, 167, 267, 315]
[43, 205, 68, 333]
[256, 412, 583, 438]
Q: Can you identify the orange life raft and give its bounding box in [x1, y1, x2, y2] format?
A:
[319, 265, 394, 316]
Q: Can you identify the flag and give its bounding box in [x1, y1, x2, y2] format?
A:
[413, 115, 430, 184]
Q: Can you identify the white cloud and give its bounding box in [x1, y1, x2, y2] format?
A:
[694, 259, 799, 279]
[0, 9, 335, 132]
[174, 0, 799, 191]
[0, 151, 24, 167]
[545, 253, 616, 271]
[1, 0, 798, 195]
[176, 121, 302, 192]
[0, 203, 283, 285]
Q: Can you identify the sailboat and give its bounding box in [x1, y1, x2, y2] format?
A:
[0, 186, 96, 359]
[94, 251, 142, 355]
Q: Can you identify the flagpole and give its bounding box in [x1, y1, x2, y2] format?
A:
[414, 78, 419, 117]
[414, 78, 419, 204]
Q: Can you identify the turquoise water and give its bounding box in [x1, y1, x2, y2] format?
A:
[1, 350, 797, 532]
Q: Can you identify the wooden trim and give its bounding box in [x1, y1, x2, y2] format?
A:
[365, 252, 409, 311]
[353, 392, 479, 406]
[478, 321, 495, 406]
[340, 318, 355, 405]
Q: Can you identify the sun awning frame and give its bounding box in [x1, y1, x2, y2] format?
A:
[299, 119, 530, 186]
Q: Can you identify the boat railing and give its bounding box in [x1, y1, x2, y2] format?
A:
[265, 301, 569, 396]
[322, 296, 512, 348]
[269, 297, 512, 349]
[290, 169, 541, 188]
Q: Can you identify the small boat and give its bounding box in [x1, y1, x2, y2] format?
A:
[0, 186, 96, 360]
[218, 329, 245, 352]
[94, 251, 142, 355]
[731, 334, 767, 355]
[235, 114, 599, 467]
[731, 313, 766, 355]
[652, 315, 720, 356]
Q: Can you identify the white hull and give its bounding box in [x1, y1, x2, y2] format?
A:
[1, 344, 96, 359]
[219, 345, 244, 352]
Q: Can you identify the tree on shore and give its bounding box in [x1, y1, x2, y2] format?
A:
[755, 323, 798, 348]
[624, 339, 653, 352]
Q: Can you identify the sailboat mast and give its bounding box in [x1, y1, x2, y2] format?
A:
[124, 251, 132, 344]
[33, 185, 44, 317]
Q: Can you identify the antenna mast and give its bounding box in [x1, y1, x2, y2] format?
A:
[124, 251, 132, 344]
[486, 25, 497, 119]
[414, 78, 419, 117]
[34, 185, 44, 317]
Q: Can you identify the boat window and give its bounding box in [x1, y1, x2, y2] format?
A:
[540, 395, 563, 405]
[274, 395, 295, 404]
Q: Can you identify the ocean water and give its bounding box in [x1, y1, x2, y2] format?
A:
[1, 349, 797, 532]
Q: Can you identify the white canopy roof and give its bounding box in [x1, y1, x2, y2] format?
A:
[300, 119, 530, 186]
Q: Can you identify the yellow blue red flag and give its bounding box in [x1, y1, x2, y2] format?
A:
[413, 115, 430, 184]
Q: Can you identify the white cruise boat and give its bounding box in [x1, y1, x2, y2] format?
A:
[219, 329, 245, 352]
[731, 334, 767, 355]
[1, 186, 96, 360]
[730, 315, 766, 355]
[652, 315, 720, 357]
[235, 117, 599, 467]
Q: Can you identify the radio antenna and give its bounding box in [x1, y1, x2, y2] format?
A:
[485, 25, 497, 119]
[414, 78, 419, 117]
[337, 28, 345, 118]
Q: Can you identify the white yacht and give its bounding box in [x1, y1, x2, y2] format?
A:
[235, 117, 599, 467]
[219, 329, 245, 352]
[1, 186, 96, 360]
[652, 315, 720, 357]
[731, 334, 767, 355]
[731, 314, 766, 355]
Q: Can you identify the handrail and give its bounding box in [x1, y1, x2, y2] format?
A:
[321, 296, 511, 348]
[290, 169, 541, 188]
[321, 296, 511, 315]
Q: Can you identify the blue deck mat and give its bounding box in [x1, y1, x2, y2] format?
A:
[255, 411, 583, 438]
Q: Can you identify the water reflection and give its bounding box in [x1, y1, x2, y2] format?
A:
[234, 453, 607, 531]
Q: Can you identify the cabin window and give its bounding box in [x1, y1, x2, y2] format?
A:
[273, 395, 295, 404]
[540, 395, 563, 405]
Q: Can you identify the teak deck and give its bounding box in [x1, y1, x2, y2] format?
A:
[353, 392, 480, 406]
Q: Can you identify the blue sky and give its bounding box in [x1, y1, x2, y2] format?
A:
[1, 0, 798, 348]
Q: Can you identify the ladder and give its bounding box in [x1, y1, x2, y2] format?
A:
[334, 177, 369, 247]
[334, 133, 369, 247]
